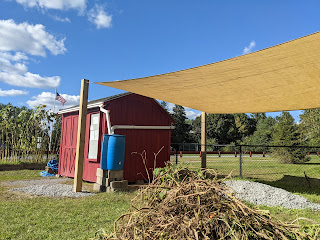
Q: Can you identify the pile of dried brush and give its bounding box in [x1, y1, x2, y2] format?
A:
[109, 167, 317, 240]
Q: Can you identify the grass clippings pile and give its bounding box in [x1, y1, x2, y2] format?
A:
[105, 167, 319, 240]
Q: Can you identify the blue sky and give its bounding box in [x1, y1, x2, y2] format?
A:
[0, 0, 319, 121]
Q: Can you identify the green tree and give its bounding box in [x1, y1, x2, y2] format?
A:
[0, 104, 14, 159]
[272, 112, 297, 145]
[0, 103, 55, 162]
[191, 113, 258, 145]
[272, 111, 309, 163]
[190, 115, 201, 143]
[171, 105, 192, 143]
[298, 108, 320, 145]
[250, 113, 267, 122]
[206, 114, 238, 144]
[234, 113, 256, 139]
[51, 114, 62, 152]
[243, 116, 276, 147]
[159, 101, 169, 112]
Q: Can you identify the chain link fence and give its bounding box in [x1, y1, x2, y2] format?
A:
[170, 143, 320, 193]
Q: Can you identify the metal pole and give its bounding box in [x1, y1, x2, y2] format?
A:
[53, 88, 57, 113]
[46, 144, 49, 161]
[49, 88, 57, 152]
[239, 145, 243, 178]
[201, 112, 207, 169]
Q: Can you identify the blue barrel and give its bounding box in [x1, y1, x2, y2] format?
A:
[100, 135, 111, 170]
[107, 134, 126, 170]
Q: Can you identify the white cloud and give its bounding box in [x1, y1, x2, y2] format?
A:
[15, 1, 113, 30]
[88, 5, 112, 29]
[165, 102, 200, 119]
[27, 92, 80, 112]
[53, 16, 71, 23]
[185, 108, 201, 119]
[243, 40, 256, 55]
[16, 0, 86, 12]
[167, 103, 174, 113]
[0, 71, 60, 88]
[0, 52, 60, 88]
[0, 88, 28, 97]
[0, 19, 66, 57]
[0, 52, 28, 61]
[0, 52, 28, 74]
[0, 20, 64, 88]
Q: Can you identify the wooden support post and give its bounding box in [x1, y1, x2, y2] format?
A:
[201, 112, 207, 169]
[239, 145, 243, 178]
[175, 148, 178, 165]
[73, 79, 89, 192]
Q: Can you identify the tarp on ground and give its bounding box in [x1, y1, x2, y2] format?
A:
[96, 32, 320, 114]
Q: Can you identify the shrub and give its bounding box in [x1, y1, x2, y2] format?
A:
[272, 147, 310, 164]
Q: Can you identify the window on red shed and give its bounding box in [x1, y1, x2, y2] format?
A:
[88, 113, 100, 159]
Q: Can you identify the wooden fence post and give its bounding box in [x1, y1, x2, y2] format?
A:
[239, 145, 243, 178]
[201, 112, 207, 169]
[73, 79, 89, 192]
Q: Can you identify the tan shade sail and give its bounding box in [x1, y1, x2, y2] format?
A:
[96, 32, 320, 114]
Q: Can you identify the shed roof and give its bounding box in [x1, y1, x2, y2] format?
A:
[85, 92, 132, 106]
[58, 92, 173, 119]
[58, 92, 132, 114]
[96, 31, 320, 114]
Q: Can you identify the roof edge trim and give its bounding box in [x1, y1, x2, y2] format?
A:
[58, 102, 102, 114]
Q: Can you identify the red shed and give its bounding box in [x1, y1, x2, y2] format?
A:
[58, 92, 174, 183]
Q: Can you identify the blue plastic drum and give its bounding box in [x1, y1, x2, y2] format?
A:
[107, 134, 126, 170]
[100, 134, 126, 170]
[100, 135, 110, 170]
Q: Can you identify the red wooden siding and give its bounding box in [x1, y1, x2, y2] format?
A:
[115, 129, 171, 182]
[59, 113, 78, 178]
[105, 94, 171, 127]
[58, 93, 173, 183]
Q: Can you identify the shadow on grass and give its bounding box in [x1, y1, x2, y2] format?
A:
[246, 172, 287, 176]
[257, 175, 320, 195]
[296, 162, 320, 165]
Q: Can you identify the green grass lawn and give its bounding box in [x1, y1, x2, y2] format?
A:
[0, 170, 135, 240]
[1, 169, 319, 239]
[171, 154, 320, 179]
[0, 154, 58, 165]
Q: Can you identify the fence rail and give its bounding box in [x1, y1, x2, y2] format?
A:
[0, 150, 59, 164]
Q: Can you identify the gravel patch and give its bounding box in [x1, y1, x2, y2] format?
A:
[3, 178, 67, 187]
[224, 180, 320, 210]
[3, 178, 95, 198]
[11, 184, 94, 198]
